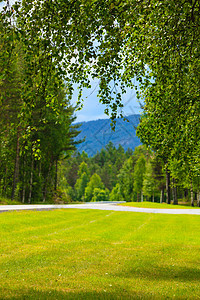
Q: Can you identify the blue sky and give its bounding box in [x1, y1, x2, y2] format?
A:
[0, 1, 13, 8]
[72, 80, 142, 123]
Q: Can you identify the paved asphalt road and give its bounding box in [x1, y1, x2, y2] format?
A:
[0, 202, 200, 215]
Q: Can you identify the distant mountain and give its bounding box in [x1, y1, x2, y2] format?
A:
[74, 114, 141, 156]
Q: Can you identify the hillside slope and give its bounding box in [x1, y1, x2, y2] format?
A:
[75, 115, 141, 156]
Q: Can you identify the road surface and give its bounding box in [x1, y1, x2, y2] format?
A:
[0, 202, 200, 215]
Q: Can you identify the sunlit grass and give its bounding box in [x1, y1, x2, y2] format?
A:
[1, 209, 200, 299]
[121, 201, 200, 209]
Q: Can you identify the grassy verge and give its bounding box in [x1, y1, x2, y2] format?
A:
[1, 209, 200, 299]
[0, 196, 84, 206]
[0, 196, 21, 205]
[120, 201, 200, 209]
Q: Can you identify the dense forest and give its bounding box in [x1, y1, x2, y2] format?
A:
[0, 1, 199, 205]
[57, 142, 199, 206]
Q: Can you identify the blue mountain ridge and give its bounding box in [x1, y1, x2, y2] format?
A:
[74, 114, 141, 156]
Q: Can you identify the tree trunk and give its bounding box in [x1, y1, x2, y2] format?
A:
[11, 128, 20, 200]
[184, 189, 188, 201]
[22, 168, 26, 204]
[22, 181, 26, 204]
[172, 178, 178, 205]
[194, 192, 197, 201]
[22, 170, 26, 204]
[137, 193, 139, 202]
[152, 191, 154, 202]
[197, 189, 200, 207]
[141, 190, 143, 202]
[191, 181, 194, 207]
[160, 187, 165, 203]
[54, 159, 58, 191]
[3, 165, 8, 196]
[166, 168, 171, 204]
[43, 161, 52, 202]
[22, 156, 26, 203]
[28, 156, 33, 204]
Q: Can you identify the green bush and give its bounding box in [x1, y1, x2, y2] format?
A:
[91, 188, 109, 202]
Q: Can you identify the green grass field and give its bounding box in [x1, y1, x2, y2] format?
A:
[120, 201, 200, 209]
[1, 209, 200, 299]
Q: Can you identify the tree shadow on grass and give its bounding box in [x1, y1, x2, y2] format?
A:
[117, 264, 200, 282]
[2, 289, 155, 300]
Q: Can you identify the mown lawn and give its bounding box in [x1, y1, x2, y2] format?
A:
[0, 209, 200, 299]
[120, 201, 200, 209]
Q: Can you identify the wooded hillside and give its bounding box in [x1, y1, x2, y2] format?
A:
[74, 115, 141, 156]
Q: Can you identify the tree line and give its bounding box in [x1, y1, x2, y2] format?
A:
[58, 142, 199, 206]
[0, 4, 80, 203]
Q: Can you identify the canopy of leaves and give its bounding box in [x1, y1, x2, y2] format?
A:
[1, 0, 199, 201]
